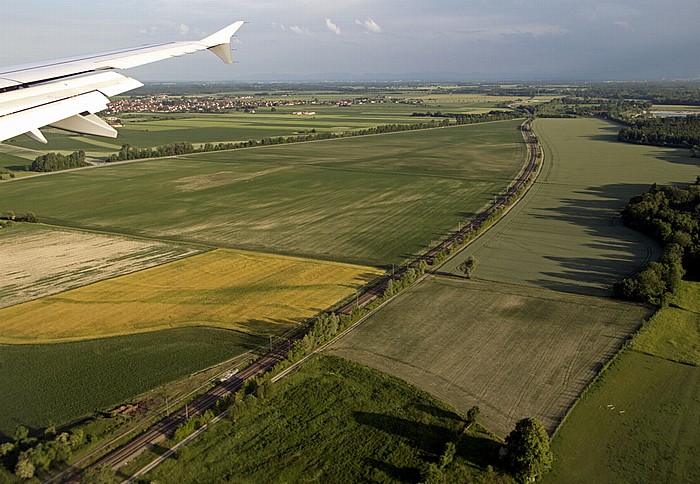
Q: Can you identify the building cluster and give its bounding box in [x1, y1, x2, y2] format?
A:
[105, 94, 390, 114]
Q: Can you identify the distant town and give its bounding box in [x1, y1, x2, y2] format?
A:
[104, 94, 419, 115]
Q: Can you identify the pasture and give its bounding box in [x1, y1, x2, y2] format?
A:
[146, 355, 513, 483]
[0, 121, 526, 266]
[441, 117, 700, 296]
[0, 249, 380, 344]
[544, 351, 699, 483]
[0, 327, 262, 435]
[630, 281, 700, 366]
[0, 224, 201, 308]
[330, 276, 649, 436]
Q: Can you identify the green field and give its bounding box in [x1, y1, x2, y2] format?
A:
[0, 327, 263, 435]
[330, 276, 649, 436]
[441, 117, 700, 295]
[545, 280, 700, 483]
[145, 355, 514, 484]
[0, 121, 525, 266]
[630, 280, 700, 366]
[545, 351, 699, 483]
[0, 96, 514, 163]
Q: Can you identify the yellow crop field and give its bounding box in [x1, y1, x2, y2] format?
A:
[0, 249, 382, 344]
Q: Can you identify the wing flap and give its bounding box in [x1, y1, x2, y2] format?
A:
[0, 20, 244, 143]
[0, 91, 111, 142]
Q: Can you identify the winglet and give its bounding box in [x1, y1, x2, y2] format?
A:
[202, 21, 244, 64]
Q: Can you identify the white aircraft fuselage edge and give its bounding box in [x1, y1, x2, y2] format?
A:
[0, 21, 244, 144]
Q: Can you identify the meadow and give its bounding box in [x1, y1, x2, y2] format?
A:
[0, 249, 381, 344]
[0, 224, 201, 308]
[145, 355, 514, 484]
[544, 280, 700, 483]
[630, 280, 700, 366]
[330, 276, 649, 437]
[0, 327, 263, 436]
[441, 117, 700, 295]
[0, 120, 526, 266]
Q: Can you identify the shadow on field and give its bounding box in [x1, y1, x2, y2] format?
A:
[414, 403, 463, 422]
[353, 411, 450, 454]
[655, 149, 700, 167]
[364, 458, 422, 483]
[531, 183, 661, 294]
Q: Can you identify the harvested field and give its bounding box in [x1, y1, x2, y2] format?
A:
[441, 117, 700, 295]
[330, 276, 650, 436]
[0, 121, 526, 266]
[0, 224, 201, 308]
[0, 249, 381, 344]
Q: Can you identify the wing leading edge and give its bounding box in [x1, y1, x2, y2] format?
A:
[0, 21, 244, 144]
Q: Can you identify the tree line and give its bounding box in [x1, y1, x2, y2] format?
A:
[618, 115, 700, 150]
[614, 180, 700, 304]
[31, 151, 89, 172]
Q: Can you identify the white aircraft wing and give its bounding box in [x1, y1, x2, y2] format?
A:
[0, 21, 244, 144]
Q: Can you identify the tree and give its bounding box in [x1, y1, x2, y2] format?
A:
[504, 417, 552, 483]
[14, 456, 35, 479]
[466, 405, 480, 426]
[13, 425, 29, 443]
[457, 256, 479, 278]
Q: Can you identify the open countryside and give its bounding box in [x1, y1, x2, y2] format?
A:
[330, 276, 649, 436]
[441, 117, 699, 295]
[0, 93, 531, 163]
[546, 281, 700, 482]
[0, 248, 381, 344]
[0, 120, 526, 266]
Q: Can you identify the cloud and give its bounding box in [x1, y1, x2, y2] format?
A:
[179, 23, 190, 35]
[356, 18, 381, 33]
[290, 25, 310, 36]
[325, 18, 341, 35]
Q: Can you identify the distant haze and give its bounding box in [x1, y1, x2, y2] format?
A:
[2, 0, 698, 82]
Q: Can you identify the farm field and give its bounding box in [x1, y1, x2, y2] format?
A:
[1, 95, 515, 162]
[0, 327, 263, 435]
[630, 281, 700, 366]
[0, 249, 381, 344]
[145, 355, 514, 484]
[545, 280, 700, 483]
[441, 117, 700, 295]
[330, 276, 649, 436]
[544, 352, 699, 483]
[0, 120, 526, 266]
[0, 224, 201, 308]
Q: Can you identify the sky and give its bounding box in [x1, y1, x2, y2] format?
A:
[1, 0, 699, 82]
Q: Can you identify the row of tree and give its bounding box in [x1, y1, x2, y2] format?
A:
[618, 115, 700, 149]
[30, 151, 88, 172]
[614, 180, 700, 304]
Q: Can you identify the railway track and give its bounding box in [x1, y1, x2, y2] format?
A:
[338, 118, 540, 314]
[68, 118, 540, 480]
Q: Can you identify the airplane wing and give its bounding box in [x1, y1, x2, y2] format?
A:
[0, 21, 244, 144]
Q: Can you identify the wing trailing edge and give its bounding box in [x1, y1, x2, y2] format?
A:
[0, 21, 244, 143]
